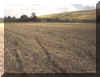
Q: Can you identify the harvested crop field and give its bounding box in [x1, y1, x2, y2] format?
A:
[4, 23, 96, 73]
[0, 23, 4, 76]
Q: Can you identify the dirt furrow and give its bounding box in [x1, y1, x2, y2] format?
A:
[34, 35, 67, 73]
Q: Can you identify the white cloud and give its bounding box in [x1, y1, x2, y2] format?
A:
[2, 0, 100, 17]
[0, 0, 4, 18]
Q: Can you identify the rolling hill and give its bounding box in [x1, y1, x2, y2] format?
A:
[39, 10, 96, 21]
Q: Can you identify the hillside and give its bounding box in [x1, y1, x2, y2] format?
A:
[39, 10, 96, 21]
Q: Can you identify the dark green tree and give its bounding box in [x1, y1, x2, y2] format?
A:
[20, 14, 29, 21]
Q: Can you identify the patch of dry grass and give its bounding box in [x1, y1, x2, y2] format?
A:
[0, 23, 4, 76]
[39, 10, 96, 20]
[5, 23, 96, 73]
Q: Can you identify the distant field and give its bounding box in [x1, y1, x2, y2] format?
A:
[39, 10, 96, 21]
[5, 23, 96, 73]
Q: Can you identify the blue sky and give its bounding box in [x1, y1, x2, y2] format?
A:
[0, 0, 99, 18]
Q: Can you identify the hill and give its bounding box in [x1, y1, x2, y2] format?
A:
[39, 10, 96, 22]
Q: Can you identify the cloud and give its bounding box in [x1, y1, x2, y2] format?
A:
[3, 0, 99, 17]
[0, 0, 4, 18]
[72, 4, 95, 10]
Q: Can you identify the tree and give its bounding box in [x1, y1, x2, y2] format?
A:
[4, 16, 12, 22]
[20, 14, 29, 21]
[31, 12, 36, 18]
[7, 16, 11, 19]
[12, 16, 16, 19]
[30, 12, 37, 21]
[20, 15, 28, 19]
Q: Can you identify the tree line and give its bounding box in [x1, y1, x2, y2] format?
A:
[4, 12, 38, 22]
[4, 12, 96, 23]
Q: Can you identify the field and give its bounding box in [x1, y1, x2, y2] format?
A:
[0, 23, 4, 76]
[5, 23, 96, 73]
[39, 10, 96, 21]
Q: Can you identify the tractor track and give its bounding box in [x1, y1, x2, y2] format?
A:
[4, 23, 96, 73]
[5, 29, 67, 73]
[34, 35, 66, 73]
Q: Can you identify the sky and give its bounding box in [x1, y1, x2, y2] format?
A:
[0, 0, 99, 18]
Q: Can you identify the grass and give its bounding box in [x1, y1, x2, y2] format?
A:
[5, 22, 96, 73]
[39, 10, 96, 20]
[0, 23, 4, 76]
